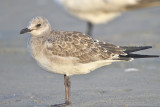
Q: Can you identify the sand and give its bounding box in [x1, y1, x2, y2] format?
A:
[0, 0, 160, 107]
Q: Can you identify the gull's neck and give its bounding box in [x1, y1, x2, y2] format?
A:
[27, 29, 53, 58]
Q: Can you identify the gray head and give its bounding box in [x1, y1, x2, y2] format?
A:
[20, 16, 52, 36]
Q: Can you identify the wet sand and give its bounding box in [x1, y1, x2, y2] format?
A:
[0, 0, 160, 107]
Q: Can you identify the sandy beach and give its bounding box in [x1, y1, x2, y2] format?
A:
[0, 0, 160, 107]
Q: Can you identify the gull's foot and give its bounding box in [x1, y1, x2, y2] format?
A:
[50, 102, 71, 107]
[65, 101, 71, 105]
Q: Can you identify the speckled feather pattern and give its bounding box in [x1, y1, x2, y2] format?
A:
[45, 31, 126, 63]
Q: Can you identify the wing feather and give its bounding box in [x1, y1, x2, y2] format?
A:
[126, 0, 160, 10]
[45, 31, 126, 63]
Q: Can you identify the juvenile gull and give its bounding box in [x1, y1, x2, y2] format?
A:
[20, 17, 159, 106]
[54, 0, 160, 35]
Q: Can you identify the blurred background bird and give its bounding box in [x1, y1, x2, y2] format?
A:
[54, 0, 160, 35]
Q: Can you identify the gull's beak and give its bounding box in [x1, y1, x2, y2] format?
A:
[20, 28, 32, 34]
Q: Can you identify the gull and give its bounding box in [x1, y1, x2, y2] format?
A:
[54, 0, 160, 35]
[20, 16, 159, 106]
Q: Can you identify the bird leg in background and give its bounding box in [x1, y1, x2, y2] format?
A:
[64, 74, 71, 105]
[86, 22, 93, 36]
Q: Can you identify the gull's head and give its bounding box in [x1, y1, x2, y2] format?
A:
[20, 16, 52, 36]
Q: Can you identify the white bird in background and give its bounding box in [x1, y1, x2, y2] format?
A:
[20, 17, 159, 106]
[54, 0, 160, 35]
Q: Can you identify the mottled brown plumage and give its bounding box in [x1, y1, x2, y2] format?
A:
[45, 31, 126, 63]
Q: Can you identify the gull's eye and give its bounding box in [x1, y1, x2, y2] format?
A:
[36, 24, 41, 27]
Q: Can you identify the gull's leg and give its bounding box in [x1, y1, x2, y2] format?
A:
[64, 75, 71, 105]
[67, 76, 71, 104]
[86, 22, 93, 36]
[50, 75, 71, 107]
[64, 74, 69, 104]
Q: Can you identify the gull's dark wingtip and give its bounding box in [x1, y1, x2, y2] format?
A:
[120, 46, 153, 53]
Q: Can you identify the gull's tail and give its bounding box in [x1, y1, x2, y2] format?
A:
[120, 46, 159, 59]
[120, 53, 159, 59]
[126, 0, 160, 10]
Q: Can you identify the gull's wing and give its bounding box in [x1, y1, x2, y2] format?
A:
[126, 0, 160, 10]
[45, 31, 126, 63]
